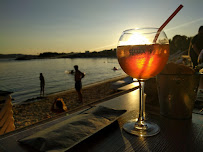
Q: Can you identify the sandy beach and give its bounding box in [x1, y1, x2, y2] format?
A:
[12, 75, 128, 129]
[11, 75, 202, 130]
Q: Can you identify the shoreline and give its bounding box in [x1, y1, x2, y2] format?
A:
[12, 75, 128, 129]
[15, 75, 127, 105]
[50, 75, 127, 96]
[10, 74, 203, 131]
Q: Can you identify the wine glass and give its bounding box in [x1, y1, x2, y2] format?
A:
[117, 28, 169, 136]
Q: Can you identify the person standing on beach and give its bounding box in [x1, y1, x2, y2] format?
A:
[74, 65, 85, 103]
[39, 73, 45, 96]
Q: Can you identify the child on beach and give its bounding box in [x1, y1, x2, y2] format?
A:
[51, 98, 67, 113]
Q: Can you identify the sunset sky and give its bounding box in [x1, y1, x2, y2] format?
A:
[0, 0, 202, 55]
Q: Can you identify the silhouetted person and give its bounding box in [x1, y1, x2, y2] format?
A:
[74, 65, 85, 103]
[198, 49, 203, 64]
[113, 67, 118, 70]
[190, 26, 203, 68]
[39, 73, 45, 96]
[51, 98, 67, 113]
[70, 70, 74, 74]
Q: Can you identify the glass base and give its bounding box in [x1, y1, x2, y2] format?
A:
[123, 119, 160, 137]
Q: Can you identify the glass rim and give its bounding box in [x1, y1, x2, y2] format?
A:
[122, 27, 161, 34]
[118, 27, 168, 46]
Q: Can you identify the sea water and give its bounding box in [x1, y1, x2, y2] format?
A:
[0, 58, 125, 104]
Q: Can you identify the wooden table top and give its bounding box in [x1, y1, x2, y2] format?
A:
[0, 89, 202, 152]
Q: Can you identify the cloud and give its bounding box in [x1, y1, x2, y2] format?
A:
[165, 17, 203, 31]
[90, 43, 117, 51]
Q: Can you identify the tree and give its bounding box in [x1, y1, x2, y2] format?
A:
[169, 35, 192, 55]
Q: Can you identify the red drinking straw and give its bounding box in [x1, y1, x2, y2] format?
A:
[153, 4, 184, 43]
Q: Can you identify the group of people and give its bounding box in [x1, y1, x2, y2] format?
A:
[40, 65, 85, 113]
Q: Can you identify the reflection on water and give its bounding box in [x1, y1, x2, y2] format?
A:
[0, 58, 124, 104]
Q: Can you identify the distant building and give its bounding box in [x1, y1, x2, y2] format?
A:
[85, 51, 90, 54]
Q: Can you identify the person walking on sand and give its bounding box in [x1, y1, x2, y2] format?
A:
[39, 73, 45, 96]
[74, 65, 85, 103]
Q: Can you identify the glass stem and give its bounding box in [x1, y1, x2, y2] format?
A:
[138, 80, 145, 122]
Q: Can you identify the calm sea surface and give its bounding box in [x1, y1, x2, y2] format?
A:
[0, 58, 125, 104]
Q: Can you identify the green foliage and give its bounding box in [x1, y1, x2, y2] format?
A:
[39, 52, 59, 57]
[169, 35, 193, 55]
